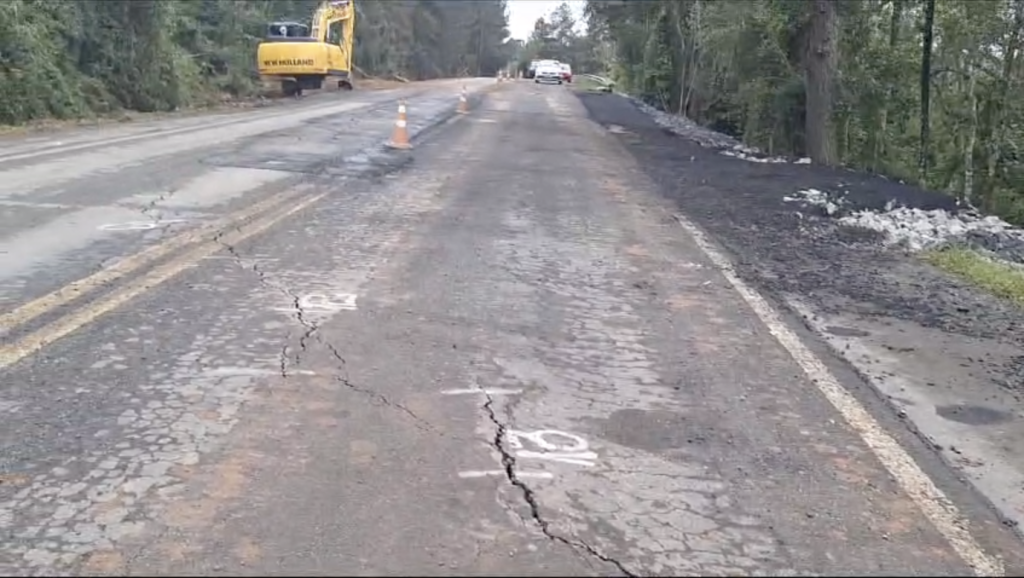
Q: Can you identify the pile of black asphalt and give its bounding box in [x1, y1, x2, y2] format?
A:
[575, 91, 1024, 394]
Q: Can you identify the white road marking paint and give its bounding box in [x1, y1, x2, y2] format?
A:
[507, 429, 597, 467]
[507, 429, 588, 452]
[459, 470, 553, 480]
[514, 450, 598, 467]
[98, 219, 187, 232]
[272, 293, 358, 314]
[0, 200, 84, 210]
[672, 213, 1004, 576]
[200, 255, 278, 262]
[440, 388, 523, 396]
[203, 367, 316, 377]
[299, 293, 358, 312]
[0, 399, 21, 413]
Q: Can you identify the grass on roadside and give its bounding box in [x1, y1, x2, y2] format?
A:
[571, 75, 614, 94]
[922, 247, 1024, 305]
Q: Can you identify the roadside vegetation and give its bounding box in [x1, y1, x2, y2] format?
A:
[570, 75, 612, 93]
[569, 0, 1024, 227]
[0, 0, 513, 126]
[923, 247, 1024, 304]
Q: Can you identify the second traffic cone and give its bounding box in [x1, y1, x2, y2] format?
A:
[386, 100, 411, 150]
[457, 86, 469, 114]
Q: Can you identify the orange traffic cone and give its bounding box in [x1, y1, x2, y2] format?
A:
[457, 86, 469, 114]
[386, 100, 411, 150]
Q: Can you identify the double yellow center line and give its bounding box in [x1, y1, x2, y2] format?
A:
[0, 188, 327, 370]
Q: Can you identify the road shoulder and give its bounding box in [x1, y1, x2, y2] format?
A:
[574, 88, 1024, 570]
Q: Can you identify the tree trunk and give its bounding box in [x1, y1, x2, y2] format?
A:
[673, 1, 688, 115]
[683, 0, 701, 117]
[475, 2, 484, 76]
[804, 0, 838, 165]
[874, 0, 903, 169]
[918, 0, 936, 183]
[963, 58, 977, 204]
[979, 0, 1024, 211]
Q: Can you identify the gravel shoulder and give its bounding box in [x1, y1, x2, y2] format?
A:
[575, 90, 1024, 537]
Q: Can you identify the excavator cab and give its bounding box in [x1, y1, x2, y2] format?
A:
[265, 22, 313, 41]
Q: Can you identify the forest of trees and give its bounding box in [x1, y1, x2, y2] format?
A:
[0, 0, 513, 125]
[583, 0, 1024, 224]
[513, 3, 602, 75]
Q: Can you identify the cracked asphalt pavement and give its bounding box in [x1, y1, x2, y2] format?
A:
[2, 79, 1024, 576]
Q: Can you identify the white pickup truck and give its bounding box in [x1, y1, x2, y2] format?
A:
[534, 61, 564, 85]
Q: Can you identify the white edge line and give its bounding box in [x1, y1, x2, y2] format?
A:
[440, 388, 524, 396]
[458, 470, 552, 479]
[672, 213, 1003, 576]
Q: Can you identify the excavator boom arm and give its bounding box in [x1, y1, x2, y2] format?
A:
[309, 0, 355, 71]
[310, 0, 355, 43]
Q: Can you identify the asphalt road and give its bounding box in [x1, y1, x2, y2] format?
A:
[1, 80, 1023, 576]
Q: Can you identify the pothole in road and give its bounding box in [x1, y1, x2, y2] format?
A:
[824, 325, 871, 337]
[934, 404, 1014, 426]
[594, 408, 699, 452]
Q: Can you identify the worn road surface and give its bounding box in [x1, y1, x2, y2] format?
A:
[2, 80, 1023, 576]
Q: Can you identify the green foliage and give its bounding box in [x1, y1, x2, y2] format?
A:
[587, 0, 1024, 224]
[924, 247, 1024, 305]
[0, 0, 511, 125]
[351, 0, 513, 79]
[515, 2, 604, 75]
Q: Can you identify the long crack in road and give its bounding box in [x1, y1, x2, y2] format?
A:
[1, 79, 1023, 576]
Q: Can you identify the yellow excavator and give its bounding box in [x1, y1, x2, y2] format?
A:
[256, 0, 356, 97]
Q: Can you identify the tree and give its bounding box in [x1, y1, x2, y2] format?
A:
[0, 0, 510, 124]
[516, 3, 598, 75]
[585, 0, 1024, 224]
[919, 0, 936, 180]
[805, 0, 839, 165]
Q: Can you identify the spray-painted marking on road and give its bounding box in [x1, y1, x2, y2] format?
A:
[202, 367, 318, 378]
[458, 470, 553, 480]
[301, 293, 357, 311]
[440, 388, 522, 396]
[507, 429, 597, 468]
[272, 293, 358, 314]
[98, 220, 188, 232]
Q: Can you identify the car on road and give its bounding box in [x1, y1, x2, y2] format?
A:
[526, 60, 539, 79]
[559, 62, 572, 83]
[534, 62, 564, 85]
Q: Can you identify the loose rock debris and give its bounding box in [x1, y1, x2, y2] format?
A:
[631, 97, 811, 165]
[631, 95, 1024, 265]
